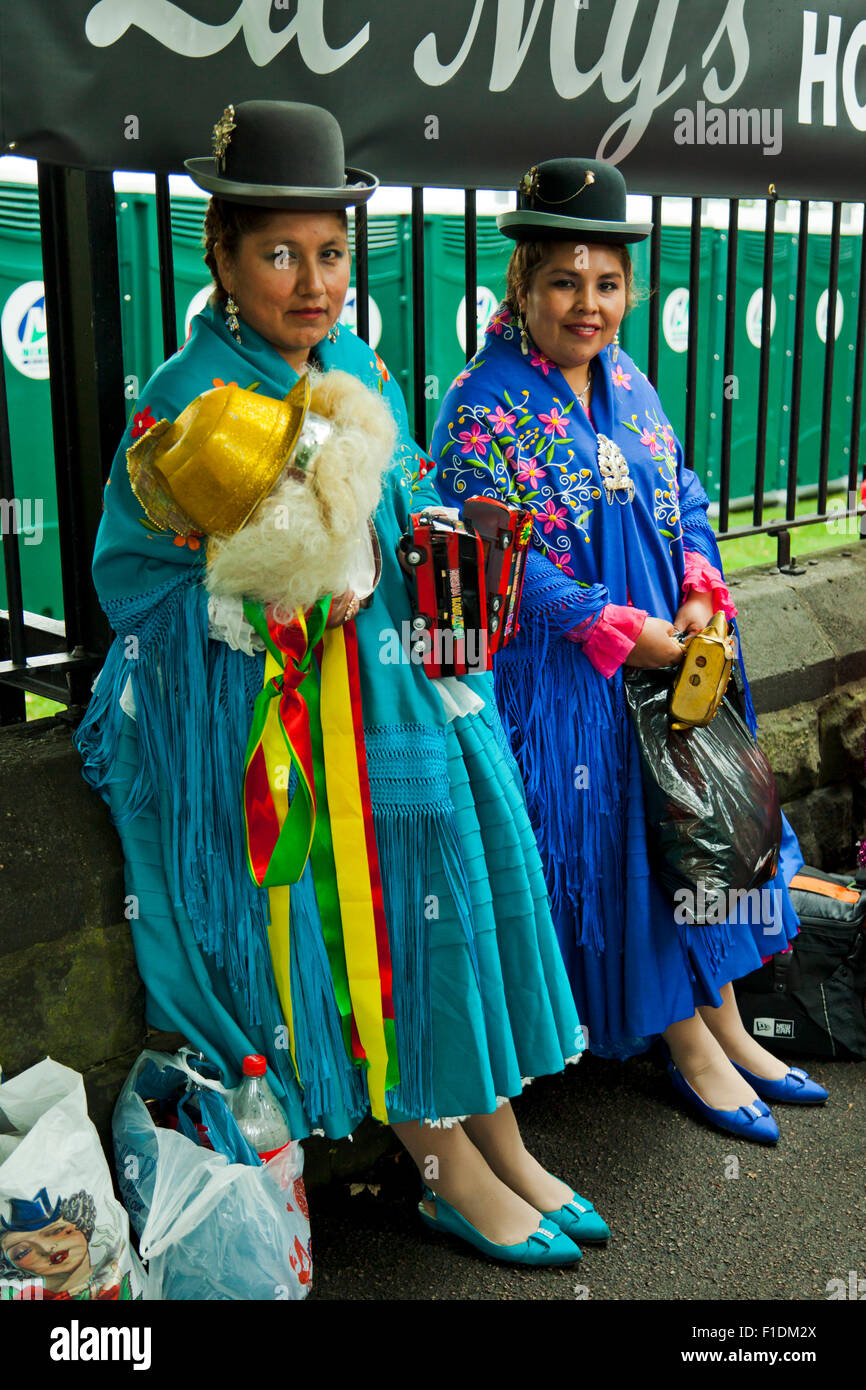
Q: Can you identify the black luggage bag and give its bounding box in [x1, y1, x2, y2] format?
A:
[733, 867, 866, 1060]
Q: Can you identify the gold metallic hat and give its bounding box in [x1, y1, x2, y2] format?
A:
[127, 376, 313, 536]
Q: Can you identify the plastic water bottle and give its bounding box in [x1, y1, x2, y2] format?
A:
[231, 1055, 292, 1161]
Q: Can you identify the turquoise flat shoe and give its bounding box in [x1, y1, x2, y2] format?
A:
[668, 1062, 780, 1144]
[541, 1178, 610, 1244]
[417, 1188, 583, 1266]
[730, 1060, 828, 1105]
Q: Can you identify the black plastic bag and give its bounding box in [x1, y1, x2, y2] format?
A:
[624, 667, 782, 923]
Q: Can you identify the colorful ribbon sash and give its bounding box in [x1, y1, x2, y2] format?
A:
[241, 598, 399, 1122]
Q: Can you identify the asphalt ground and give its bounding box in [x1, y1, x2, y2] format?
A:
[307, 1046, 866, 1303]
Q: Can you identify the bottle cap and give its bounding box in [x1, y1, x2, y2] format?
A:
[242, 1054, 267, 1077]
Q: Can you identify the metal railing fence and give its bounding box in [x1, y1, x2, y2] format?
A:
[1, 173, 863, 722]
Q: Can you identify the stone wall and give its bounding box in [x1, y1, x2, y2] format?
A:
[729, 543, 866, 869]
[1, 543, 864, 1186]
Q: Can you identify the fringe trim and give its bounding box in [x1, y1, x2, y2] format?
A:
[74, 573, 277, 1025]
[494, 631, 628, 955]
[374, 802, 481, 1122]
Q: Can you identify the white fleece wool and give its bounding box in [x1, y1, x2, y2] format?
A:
[205, 368, 396, 615]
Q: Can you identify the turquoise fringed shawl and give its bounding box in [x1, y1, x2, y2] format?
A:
[74, 301, 478, 1119]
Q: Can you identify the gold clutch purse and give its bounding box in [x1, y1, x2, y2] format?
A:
[669, 611, 735, 730]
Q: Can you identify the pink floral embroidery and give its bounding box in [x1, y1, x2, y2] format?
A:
[539, 406, 568, 438]
[612, 364, 632, 390]
[452, 368, 472, 390]
[458, 422, 491, 455]
[529, 350, 554, 375]
[487, 308, 510, 335]
[517, 459, 547, 486]
[550, 551, 575, 576]
[487, 405, 517, 434]
[540, 500, 568, 534]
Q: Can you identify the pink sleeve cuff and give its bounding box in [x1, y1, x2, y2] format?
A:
[567, 603, 648, 678]
[682, 550, 738, 619]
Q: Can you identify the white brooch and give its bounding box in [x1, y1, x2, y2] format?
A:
[596, 434, 635, 505]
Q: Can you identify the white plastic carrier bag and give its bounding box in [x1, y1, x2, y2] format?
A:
[113, 1048, 311, 1300]
[0, 1057, 147, 1302]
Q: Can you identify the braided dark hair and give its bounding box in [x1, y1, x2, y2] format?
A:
[202, 198, 349, 302]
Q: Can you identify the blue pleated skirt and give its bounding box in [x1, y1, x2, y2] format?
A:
[107, 701, 582, 1140]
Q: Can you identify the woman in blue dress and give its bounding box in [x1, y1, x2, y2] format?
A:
[431, 158, 828, 1143]
[73, 105, 608, 1266]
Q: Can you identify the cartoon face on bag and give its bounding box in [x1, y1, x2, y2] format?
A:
[0, 1187, 129, 1299]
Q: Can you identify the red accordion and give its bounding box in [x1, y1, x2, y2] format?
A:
[398, 497, 534, 677]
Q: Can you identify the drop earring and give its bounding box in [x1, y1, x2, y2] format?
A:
[224, 294, 241, 344]
[327, 322, 340, 344]
[612, 329, 620, 364]
[518, 313, 529, 356]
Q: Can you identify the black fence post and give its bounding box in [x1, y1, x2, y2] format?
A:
[410, 186, 427, 447]
[353, 200, 370, 344]
[38, 164, 124, 702]
[154, 172, 178, 360]
[0, 336, 26, 723]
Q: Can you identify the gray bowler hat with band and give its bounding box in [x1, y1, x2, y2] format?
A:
[497, 158, 651, 245]
[185, 100, 378, 210]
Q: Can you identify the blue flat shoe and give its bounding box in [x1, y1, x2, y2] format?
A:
[417, 1188, 583, 1265]
[730, 1060, 828, 1105]
[668, 1062, 780, 1144]
[541, 1178, 610, 1244]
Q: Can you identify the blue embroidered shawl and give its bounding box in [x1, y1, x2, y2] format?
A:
[430, 302, 756, 956]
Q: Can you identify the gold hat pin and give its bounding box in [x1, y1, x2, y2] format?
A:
[212, 105, 236, 171]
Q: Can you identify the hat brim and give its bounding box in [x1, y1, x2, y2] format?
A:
[497, 210, 652, 244]
[184, 158, 378, 209]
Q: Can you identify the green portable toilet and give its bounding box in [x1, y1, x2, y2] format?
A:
[0, 181, 62, 618]
[621, 226, 723, 501]
[719, 229, 794, 507]
[343, 213, 411, 397]
[115, 190, 165, 396]
[786, 227, 863, 498]
[170, 195, 212, 349]
[417, 214, 510, 444]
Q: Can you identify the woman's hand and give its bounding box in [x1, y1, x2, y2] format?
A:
[326, 590, 359, 627]
[673, 592, 715, 636]
[624, 616, 685, 669]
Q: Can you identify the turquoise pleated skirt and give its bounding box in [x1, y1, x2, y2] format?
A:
[107, 697, 582, 1140]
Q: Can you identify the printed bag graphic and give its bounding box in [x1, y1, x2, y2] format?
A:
[0, 1058, 146, 1301]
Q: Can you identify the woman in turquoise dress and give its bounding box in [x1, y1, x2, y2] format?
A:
[73, 102, 607, 1266]
[431, 158, 828, 1144]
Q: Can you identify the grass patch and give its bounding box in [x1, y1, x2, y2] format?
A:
[25, 692, 65, 721]
[716, 491, 862, 570]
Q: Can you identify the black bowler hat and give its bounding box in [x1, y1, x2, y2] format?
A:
[185, 100, 378, 210]
[497, 158, 651, 245]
